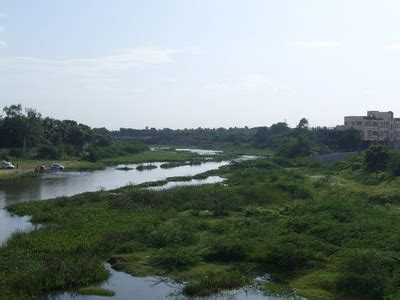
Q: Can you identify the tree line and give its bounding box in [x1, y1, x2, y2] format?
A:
[0, 104, 112, 159]
[108, 118, 363, 156]
[1, 104, 364, 160]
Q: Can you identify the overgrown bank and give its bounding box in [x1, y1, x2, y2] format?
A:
[1, 150, 400, 299]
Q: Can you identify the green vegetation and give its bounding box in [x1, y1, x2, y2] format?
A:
[183, 270, 250, 296]
[0, 104, 152, 180]
[99, 150, 197, 165]
[0, 148, 399, 299]
[3, 142, 400, 298]
[108, 117, 362, 153]
[136, 164, 157, 171]
[78, 286, 115, 297]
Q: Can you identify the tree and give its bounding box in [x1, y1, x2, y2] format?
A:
[297, 118, 309, 130]
[253, 127, 269, 148]
[278, 134, 313, 158]
[25, 108, 43, 147]
[364, 145, 389, 172]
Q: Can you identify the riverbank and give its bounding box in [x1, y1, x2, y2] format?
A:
[0, 154, 400, 299]
[0, 149, 206, 181]
[3, 153, 400, 299]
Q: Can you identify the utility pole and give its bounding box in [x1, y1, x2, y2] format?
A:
[23, 137, 26, 155]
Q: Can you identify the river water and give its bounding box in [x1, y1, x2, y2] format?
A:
[0, 160, 228, 245]
[0, 154, 302, 299]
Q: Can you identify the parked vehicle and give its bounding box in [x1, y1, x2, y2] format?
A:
[49, 163, 64, 171]
[1, 161, 15, 169]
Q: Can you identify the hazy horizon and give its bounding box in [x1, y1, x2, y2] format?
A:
[1, 0, 400, 130]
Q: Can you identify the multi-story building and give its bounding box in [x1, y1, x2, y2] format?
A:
[337, 111, 400, 146]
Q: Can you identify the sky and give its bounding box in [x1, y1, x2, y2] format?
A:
[1, 0, 400, 130]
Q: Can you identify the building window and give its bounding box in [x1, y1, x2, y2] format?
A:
[356, 121, 362, 126]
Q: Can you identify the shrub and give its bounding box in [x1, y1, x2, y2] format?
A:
[364, 145, 389, 172]
[388, 152, 400, 176]
[37, 144, 63, 159]
[257, 234, 321, 272]
[147, 221, 197, 248]
[205, 237, 252, 262]
[151, 247, 200, 271]
[335, 249, 398, 300]
[183, 270, 249, 296]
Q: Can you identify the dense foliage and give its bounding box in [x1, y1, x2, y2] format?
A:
[108, 119, 363, 154]
[0, 104, 148, 161]
[1, 105, 364, 162]
[2, 149, 400, 299]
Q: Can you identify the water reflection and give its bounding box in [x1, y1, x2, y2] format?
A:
[176, 148, 223, 156]
[0, 161, 230, 245]
[51, 264, 302, 300]
[0, 161, 229, 208]
[0, 209, 32, 245]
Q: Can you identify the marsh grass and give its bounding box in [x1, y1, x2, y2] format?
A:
[3, 155, 400, 299]
[78, 286, 115, 296]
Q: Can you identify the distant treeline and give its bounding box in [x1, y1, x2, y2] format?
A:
[0, 104, 363, 160]
[0, 104, 147, 160]
[104, 118, 363, 154]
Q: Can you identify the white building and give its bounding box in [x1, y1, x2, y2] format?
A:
[337, 111, 400, 145]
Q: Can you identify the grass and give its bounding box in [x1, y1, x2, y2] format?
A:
[183, 270, 250, 296]
[0, 148, 204, 181]
[78, 286, 115, 297]
[0, 159, 105, 182]
[100, 151, 199, 165]
[2, 153, 400, 298]
[0, 170, 36, 181]
[136, 164, 157, 171]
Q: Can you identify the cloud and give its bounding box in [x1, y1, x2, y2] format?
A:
[0, 26, 4, 32]
[0, 47, 183, 91]
[288, 41, 343, 48]
[384, 44, 400, 50]
[0, 47, 177, 74]
[0, 40, 7, 48]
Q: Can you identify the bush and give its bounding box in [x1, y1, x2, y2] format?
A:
[8, 148, 24, 157]
[183, 270, 249, 296]
[151, 247, 200, 271]
[146, 221, 197, 248]
[335, 249, 398, 299]
[37, 145, 63, 159]
[205, 237, 252, 262]
[274, 180, 312, 199]
[388, 152, 400, 176]
[257, 234, 321, 272]
[364, 145, 389, 172]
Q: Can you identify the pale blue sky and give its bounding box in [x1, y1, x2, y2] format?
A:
[1, 0, 400, 129]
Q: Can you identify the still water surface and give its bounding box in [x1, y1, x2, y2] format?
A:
[0, 154, 301, 299]
[0, 160, 228, 244]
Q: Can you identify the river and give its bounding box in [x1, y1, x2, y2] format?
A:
[0, 153, 302, 299]
[0, 160, 228, 245]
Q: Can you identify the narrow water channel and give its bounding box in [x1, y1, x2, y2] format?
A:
[0, 160, 229, 245]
